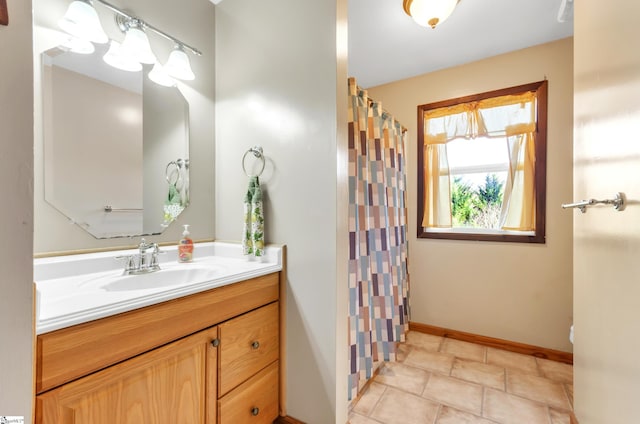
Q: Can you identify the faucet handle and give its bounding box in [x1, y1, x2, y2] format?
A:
[115, 255, 136, 273]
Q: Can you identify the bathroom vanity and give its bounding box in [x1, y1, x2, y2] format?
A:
[34, 242, 283, 424]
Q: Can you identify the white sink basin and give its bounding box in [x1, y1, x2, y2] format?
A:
[81, 265, 224, 292]
[34, 242, 283, 334]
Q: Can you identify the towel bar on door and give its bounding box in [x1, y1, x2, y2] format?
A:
[561, 192, 625, 213]
[242, 145, 265, 177]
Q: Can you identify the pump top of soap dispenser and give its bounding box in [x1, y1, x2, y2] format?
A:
[182, 224, 190, 236]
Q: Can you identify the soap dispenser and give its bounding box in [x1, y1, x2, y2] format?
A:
[178, 224, 194, 263]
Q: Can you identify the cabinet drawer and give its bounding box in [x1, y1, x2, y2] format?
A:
[218, 302, 279, 396]
[218, 361, 278, 424]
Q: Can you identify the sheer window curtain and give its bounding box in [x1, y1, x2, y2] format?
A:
[421, 92, 538, 231]
[347, 78, 409, 401]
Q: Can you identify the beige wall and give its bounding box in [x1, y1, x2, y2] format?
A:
[214, 0, 349, 421]
[573, 0, 640, 422]
[0, 0, 34, 420]
[368, 38, 574, 352]
[33, 0, 215, 253]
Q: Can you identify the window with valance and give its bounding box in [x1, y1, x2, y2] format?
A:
[417, 80, 548, 243]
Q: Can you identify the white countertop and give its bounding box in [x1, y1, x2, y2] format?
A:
[34, 242, 282, 334]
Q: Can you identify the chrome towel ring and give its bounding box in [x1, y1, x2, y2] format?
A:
[242, 145, 265, 177]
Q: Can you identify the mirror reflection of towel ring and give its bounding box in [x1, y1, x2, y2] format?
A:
[166, 160, 181, 185]
[242, 145, 265, 177]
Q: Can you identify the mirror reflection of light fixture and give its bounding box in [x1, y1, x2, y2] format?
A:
[164, 46, 195, 81]
[148, 63, 177, 87]
[58, 0, 202, 79]
[103, 40, 143, 72]
[403, 0, 460, 29]
[60, 36, 95, 54]
[118, 17, 156, 65]
[58, 0, 108, 43]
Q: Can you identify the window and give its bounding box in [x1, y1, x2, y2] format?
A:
[417, 81, 547, 243]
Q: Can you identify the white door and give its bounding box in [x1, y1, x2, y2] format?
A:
[573, 1, 640, 423]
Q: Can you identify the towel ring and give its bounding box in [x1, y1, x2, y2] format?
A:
[242, 145, 265, 177]
[165, 160, 181, 185]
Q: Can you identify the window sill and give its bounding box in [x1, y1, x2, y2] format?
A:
[419, 227, 544, 244]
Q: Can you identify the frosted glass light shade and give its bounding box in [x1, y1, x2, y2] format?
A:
[403, 0, 459, 29]
[58, 0, 108, 44]
[148, 63, 176, 87]
[103, 40, 142, 72]
[164, 47, 195, 81]
[121, 25, 156, 64]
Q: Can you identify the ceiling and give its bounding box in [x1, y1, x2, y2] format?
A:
[348, 0, 573, 88]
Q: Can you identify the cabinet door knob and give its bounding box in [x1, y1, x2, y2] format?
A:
[251, 407, 260, 416]
[251, 341, 260, 349]
[211, 338, 220, 347]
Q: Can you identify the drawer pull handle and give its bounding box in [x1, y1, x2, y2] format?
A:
[211, 338, 220, 347]
[251, 341, 260, 349]
[251, 407, 260, 416]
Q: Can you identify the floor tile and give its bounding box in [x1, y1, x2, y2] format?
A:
[352, 382, 386, 416]
[451, 358, 505, 391]
[506, 371, 572, 410]
[406, 331, 443, 351]
[536, 358, 573, 384]
[371, 387, 440, 424]
[348, 413, 384, 424]
[483, 388, 551, 424]
[487, 348, 539, 375]
[375, 361, 430, 395]
[436, 406, 497, 424]
[564, 384, 573, 408]
[549, 409, 571, 424]
[441, 338, 486, 362]
[422, 374, 483, 415]
[404, 348, 455, 375]
[396, 342, 411, 363]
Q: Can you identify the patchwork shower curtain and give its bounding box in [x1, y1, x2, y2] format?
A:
[347, 77, 410, 400]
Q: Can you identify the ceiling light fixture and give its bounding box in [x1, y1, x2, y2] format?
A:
[403, 0, 460, 29]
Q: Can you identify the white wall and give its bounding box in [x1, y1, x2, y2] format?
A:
[33, 0, 215, 253]
[214, 0, 348, 422]
[0, 0, 34, 420]
[368, 38, 574, 352]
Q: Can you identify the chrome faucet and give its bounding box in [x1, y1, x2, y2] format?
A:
[116, 239, 163, 275]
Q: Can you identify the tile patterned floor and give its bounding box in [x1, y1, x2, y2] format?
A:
[349, 332, 573, 424]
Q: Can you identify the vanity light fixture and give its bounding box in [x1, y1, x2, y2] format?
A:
[58, 0, 202, 78]
[103, 40, 143, 72]
[60, 36, 95, 54]
[148, 63, 177, 87]
[118, 17, 156, 65]
[58, 0, 108, 43]
[403, 0, 460, 29]
[164, 45, 195, 81]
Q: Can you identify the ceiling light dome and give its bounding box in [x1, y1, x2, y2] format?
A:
[403, 0, 459, 29]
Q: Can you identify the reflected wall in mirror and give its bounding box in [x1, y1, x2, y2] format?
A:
[42, 43, 189, 239]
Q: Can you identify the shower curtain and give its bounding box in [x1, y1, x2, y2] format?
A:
[347, 77, 410, 400]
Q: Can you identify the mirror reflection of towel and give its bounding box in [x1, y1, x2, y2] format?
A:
[163, 183, 184, 225]
[242, 176, 264, 257]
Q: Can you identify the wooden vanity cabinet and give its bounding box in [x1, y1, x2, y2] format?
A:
[35, 273, 281, 424]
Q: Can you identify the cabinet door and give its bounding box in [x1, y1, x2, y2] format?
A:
[37, 327, 218, 424]
[218, 302, 279, 396]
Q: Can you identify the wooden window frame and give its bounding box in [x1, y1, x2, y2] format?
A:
[416, 80, 548, 243]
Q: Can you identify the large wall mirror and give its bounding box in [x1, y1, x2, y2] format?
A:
[41, 42, 190, 239]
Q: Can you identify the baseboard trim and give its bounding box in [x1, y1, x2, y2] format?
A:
[409, 322, 573, 364]
[274, 415, 305, 424]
